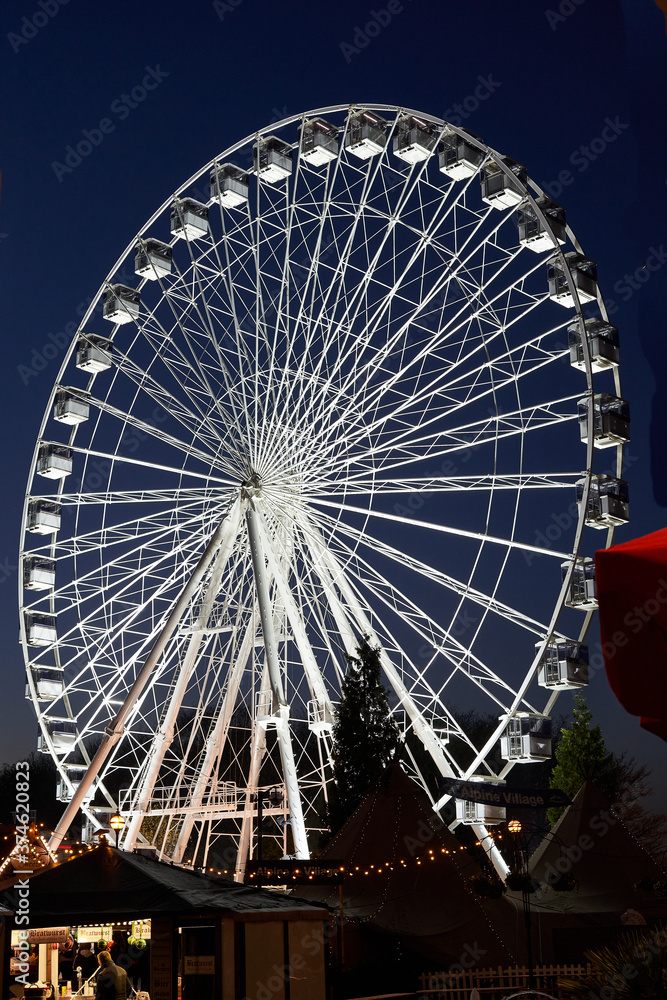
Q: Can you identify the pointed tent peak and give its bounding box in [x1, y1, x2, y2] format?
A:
[319, 759, 475, 864]
[528, 780, 667, 916]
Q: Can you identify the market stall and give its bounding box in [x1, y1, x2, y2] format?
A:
[1, 844, 331, 1000]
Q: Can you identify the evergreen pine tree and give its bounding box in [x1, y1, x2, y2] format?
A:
[548, 694, 617, 824]
[328, 637, 400, 832]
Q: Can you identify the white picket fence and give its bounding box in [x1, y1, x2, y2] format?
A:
[418, 963, 592, 999]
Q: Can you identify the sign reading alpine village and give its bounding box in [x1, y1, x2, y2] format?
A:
[245, 860, 345, 885]
[438, 777, 572, 810]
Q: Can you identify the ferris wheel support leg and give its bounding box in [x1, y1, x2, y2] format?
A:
[306, 524, 457, 780]
[236, 672, 271, 881]
[122, 497, 244, 852]
[47, 499, 244, 853]
[246, 504, 309, 859]
[172, 620, 256, 866]
[256, 508, 335, 723]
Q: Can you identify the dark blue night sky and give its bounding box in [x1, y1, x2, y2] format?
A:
[2, 0, 666, 809]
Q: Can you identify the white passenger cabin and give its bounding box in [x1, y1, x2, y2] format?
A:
[344, 111, 387, 159]
[37, 444, 73, 480]
[577, 474, 629, 529]
[393, 115, 437, 164]
[438, 129, 483, 180]
[170, 198, 209, 240]
[24, 556, 56, 591]
[25, 613, 57, 647]
[27, 667, 64, 702]
[481, 157, 527, 209]
[548, 252, 598, 307]
[54, 388, 90, 426]
[27, 500, 62, 535]
[103, 284, 141, 324]
[56, 768, 86, 803]
[537, 639, 589, 690]
[253, 137, 293, 183]
[517, 196, 567, 253]
[38, 720, 76, 754]
[299, 119, 339, 166]
[578, 393, 630, 448]
[134, 239, 173, 280]
[76, 334, 113, 374]
[568, 318, 620, 372]
[561, 557, 597, 610]
[455, 777, 506, 826]
[500, 713, 552, 762]
[210, 163, 250, 206]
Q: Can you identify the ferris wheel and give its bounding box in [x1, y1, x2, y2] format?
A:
[20, 104, 628, 877]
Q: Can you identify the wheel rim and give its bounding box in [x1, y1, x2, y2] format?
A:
[20, 104, 624, 874]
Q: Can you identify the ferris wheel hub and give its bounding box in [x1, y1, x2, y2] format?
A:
[241, 473, 262, 498]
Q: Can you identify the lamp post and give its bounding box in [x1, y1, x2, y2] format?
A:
[508, 819, 535, 990]
[109, 812, 125, 848]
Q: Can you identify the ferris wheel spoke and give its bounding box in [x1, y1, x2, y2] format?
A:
[167, 249, 265, 453]
[284, 158, 484, 438]
[38, 503, 228, 619]
[294, 173, 508, 433]
[46, 506, 233, 689]
[268, 123, 414, 433]
[317, 471, 580, 495]
[63, 387, 231, 474]
[51, 441, 237, 486]
[332, 310, 566, 460]
[329, 392, 581, 478]
[105, 342, 229, 456]
[301, 508, 534, 717]
[305, 248, 552, 454]
[48, 486, 223, 506]
[308, 495, 571, 560]
[309, 504, 551, 636]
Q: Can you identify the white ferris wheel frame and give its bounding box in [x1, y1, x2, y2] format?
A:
[19, 104, 625, 878]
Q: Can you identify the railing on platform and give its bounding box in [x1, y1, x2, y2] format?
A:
[418, 963, 592, 999]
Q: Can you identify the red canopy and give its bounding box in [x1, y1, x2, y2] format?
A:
[595, 527, 667, 742]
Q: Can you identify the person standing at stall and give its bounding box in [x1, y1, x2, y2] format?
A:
[73, 943, 99, 989]
[95, 952, 128, 1000]
[59, 937, 76, 986]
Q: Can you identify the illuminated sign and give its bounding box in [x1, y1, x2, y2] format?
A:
[245, 860, 345, 884]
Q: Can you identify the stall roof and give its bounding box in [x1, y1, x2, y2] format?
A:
[0, 844, 329, 923]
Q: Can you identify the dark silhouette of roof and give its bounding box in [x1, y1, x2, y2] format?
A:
[0, 843, 328, 923]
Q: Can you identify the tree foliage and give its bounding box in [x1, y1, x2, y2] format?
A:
[548, 694, 617, 824]
[548, 696, 667, 865]
[329, 637, 401, 832]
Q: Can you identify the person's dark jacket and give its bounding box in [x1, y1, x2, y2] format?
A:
[73, 948, 99, 983]
[95, 959, 128, 1000]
